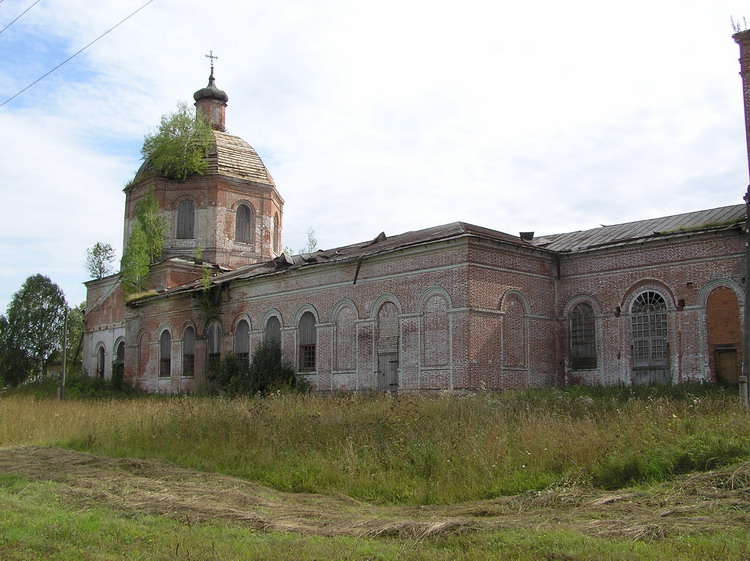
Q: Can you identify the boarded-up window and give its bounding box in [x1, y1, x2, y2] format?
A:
[183, 326, 195, 377]
[176, 199, 195, 239]
[334, 305, 356, 371]
[422, 294, 449, 367]
[138, 332, 149, 377]
[298, 311, 316, 371]
[265, 316, 281, 344]
[159, 330, 171, 377]
[570, 303, 596, 369]
[207, 322, 222, 375]
[235, 204, 254, 244]
[272, 213, 280, 254]
[707, 287, 741, 384]
[235, 319, 250, 369]
[502, 294, 527, 368]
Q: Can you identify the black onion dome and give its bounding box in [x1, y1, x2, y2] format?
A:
[193, 73, 229, 103]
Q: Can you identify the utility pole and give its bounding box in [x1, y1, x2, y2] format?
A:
[57, 308, 68, 400]
[734, 28, 750, 409]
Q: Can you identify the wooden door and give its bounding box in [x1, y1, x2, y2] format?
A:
[715, 349, 739, 384]
[377, 353, 399, 391]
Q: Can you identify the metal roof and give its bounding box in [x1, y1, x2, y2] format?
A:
[531, 204, 745, 253]
[132, 205, 746, 304]
[145, 221, 532, 301]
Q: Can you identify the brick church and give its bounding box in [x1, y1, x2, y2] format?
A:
[83, 32, 750, 393]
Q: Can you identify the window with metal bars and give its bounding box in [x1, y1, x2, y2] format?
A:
[235, 319, 250, 369]
[631, 291, 668, 368]
[159, 330, 171, 377]
[176, 199, 195, 239]
[183, 326, 195, 377]
[235, 204, 254, 244]
[298, 311, 316, 371]
[570, 302, 596, 369]
[207, 321, 222, 375]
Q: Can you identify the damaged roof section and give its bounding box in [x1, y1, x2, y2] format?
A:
[531, 204, 745, 253]
[146, 221, 534, 301]
[132, 204, 746, 305]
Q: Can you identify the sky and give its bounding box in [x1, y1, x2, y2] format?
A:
[0, 0, 749, 313]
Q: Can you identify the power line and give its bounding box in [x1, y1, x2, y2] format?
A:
[0, 0, 42, 35]
[0, 0, 155, 108]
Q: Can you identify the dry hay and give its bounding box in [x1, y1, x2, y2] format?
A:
[1, 446, 748, 540]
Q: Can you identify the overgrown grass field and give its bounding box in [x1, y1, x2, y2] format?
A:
[2, 383, 748, 505]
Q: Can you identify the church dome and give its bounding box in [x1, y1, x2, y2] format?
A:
[131, 129, 275, 187]
[193, 72, 228, 104]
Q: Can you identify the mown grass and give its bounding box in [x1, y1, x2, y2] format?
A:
[1, 475, 749, 561]
[1, 383, 748, 505]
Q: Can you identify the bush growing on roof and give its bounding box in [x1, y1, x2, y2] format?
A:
[141, 102, 214, 181]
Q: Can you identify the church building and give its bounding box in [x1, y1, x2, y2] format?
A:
[82, 32, 750, 393]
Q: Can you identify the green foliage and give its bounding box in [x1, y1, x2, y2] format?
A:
[134, 188, 167, 264]
[141, 101, 213, 181]
[120, 189, 167, 294]
[84, 242, 116, 279]
[210, 340, 303, 396]
[63, 303, 85, 366]
[284, 227, 318, 255]
[120, 225, 150, 294]
[2, 275, 67, 381]
[0, 316, 33, 387]
[196, 267, 222, 320]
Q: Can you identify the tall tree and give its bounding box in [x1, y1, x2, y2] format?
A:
[85, 242, 116, 279]
[4, 274, 67, 379]
[0, 315, 33, 386]
[141, 101, 214, 181]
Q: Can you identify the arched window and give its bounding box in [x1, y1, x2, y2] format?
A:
[159, 330, 171, 377]
[272, 213, 280, 254]
[298, 311, 316, 371]
[570, 303, 596, 369]
[113, 340, 125, 381]
[631, 291, 669, 384]
[176, 199, 195, 239]
[422, 293, 449, 367]
[235, 319, 250, 369]
[265, 316, 281, 345]
[183, 326, 195, 377]
[207, 322, 222, 374]
[96, 345, 105, 379]
[235, 204, 254, 244]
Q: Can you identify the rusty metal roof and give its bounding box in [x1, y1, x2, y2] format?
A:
[147, 222, 532, 300]
[133, 205, 746, 304]
[531, 204, 745, 253]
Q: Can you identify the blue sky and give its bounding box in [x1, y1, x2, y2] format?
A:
[0, 0, 748, 312]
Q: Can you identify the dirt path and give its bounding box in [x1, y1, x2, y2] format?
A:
[1, 446, 748, 540]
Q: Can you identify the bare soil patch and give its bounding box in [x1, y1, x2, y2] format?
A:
[1, 446, 748, 540]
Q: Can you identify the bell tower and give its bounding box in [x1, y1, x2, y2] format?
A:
[194, 51, 228, 132]
[123, 56, 284, 275]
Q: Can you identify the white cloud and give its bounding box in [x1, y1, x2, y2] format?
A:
[0, 0, 748, 311]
